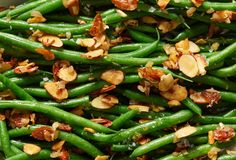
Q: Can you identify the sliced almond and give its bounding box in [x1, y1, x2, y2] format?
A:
[57, 66, 77, 82]
[101, 69, 124, 85]
[111, 0, 138, 11]
[38, 35, 63, 48]
[27, 11, 46, 23]
[189, 41, 200, 53]
[211, 10, 232, 24]
[84, 127, 96, 133]
[52, 140, 65, 151]
[191, 0, 204, 7]
[80, 49, 105, 60]
[160, 84, 188, 101]
[91, 94, 118, 109]
[62, 0, 80, 16]
[158, 20, 179, 33]
[128, 105, 149, 112]
[174, 125, 197, 140]
[178, 55, 199, 78]
[194, 54, 208, 76]
[186, 7, 196, 17]
[35, 48, 55, 61]
[116, 9, 127, 17]
[158, 74, 175, 92]
[140, 16, 157, 24]
[208, 131, 215, 144]
[95, 155, 110, 160]
[44, 81, 68, 101]
[14, 62, 38, 74]
[168, 100, 181, 107]
[23, 144, 41, 155]
[208, 147, 221, 160]
[210, 42, 220, 52]
[157, 0, 170, 10]
[77, 38, 96, 47]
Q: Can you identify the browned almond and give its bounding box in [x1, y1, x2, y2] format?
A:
[168, 100, 181, 107]
[31, 126, 56, 142]
[91, 94, 118, 109]
[191, 0, 204, 7]
[80, 49, 105, 60]
[208, 147, 221, 160]
[194, 54, 208, 76]
[27, 11, 46, 23]
[128, 105, 149, 112]
[23, 144, 41, 155]
[160, 84, 188, 101]
[14, 62, 38, 74]
[52, 140, 65, 151]
[157, 0, 170, 10]
[89, 13, 105, 38]
[186, 7, 196, 17]
[101, 69, 124, 85]
[158, 74, 175, 92]
[57, 66, 77, 82]
[211, 10, 232, 24]
[208, 131, 215, 144]
[178, 55, 199, 78]
[35, 48, 55, 61]
[111, 0, 138, 11]
[44, 81, 68, 101]
[38, 35, 63, 48]
[77, 38, 96, 47]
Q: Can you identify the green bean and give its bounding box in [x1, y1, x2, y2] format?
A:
[128, 29, 155, 43]
[123, 74, 141, 83]
[169, 0, 236, 11]
[224, 109, 236, 117]
[111, 143, 138, 152]
[116, 89, 168, 107]
[207, 41, 236, 67]
[131, 24, 157, 33]
[156, 144, 212, 160]
[193, 116, 236, 124]
[0, 9, 9, 18]
[188, 136, 208, 144]
[167, 24, 208, 42]
[16, 0, 63, 20]
[0, 121, 14, 158]
[210, 64, 236, 77]
[111, 109, 139, 130]
[41, 96, 90, 108]
[192, 75, 236, 92]
[218, 154, 236, 160]
[0, 100, 114, 133]
[5, 149, 51, 160]
[182, 98, 202, 115]
[7, 0, 48, 18]
[0, 74, 36, 101]
[106, 55, 168, 66]
[221, 91, 236, 103]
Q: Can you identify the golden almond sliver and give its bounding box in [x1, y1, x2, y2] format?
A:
[23, 144, 41, 155]
[101, 69, 124, 85]
[160, 84, 188, 101]
[77, 38, 96, 47]
[178, 54, 199, 78]
[158, 74, 175, 92]
[91, 94, 118, 109]
[44, 81, 68, 101]
[128, 105, 149, 112]
[95, 155, 110, 160]
[57, 66, 77, 82]
[38, 35, 63, 48]
[174, 125, 197, 139]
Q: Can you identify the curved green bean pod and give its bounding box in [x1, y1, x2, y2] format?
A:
[128, 29, 155, 43]
[193, 116, 236, 124]
[182, 98, 202, 115]
[210, 64, 236, 77]
[221, 91, 236, 103]
[218, 154, 236, 160]
[0, 100, 114, 133]
[224, 109, 236, 117]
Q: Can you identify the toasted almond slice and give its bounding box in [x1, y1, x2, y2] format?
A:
[191, 0, 204, 7]
[38, 35, 63, 48]
[160, 84, 188, 101]
[27, 11, 46, 23]
[194, 54, 208, 76]
[80, 49, 104, 60]
[95, 155, 110, 160]
[208, 147, 221, 160]
[101, 69, 124, 85]
[14, 62, 38, 74]
[189, 41, 200, 53]
[175, 125, 197, 139]
[52, 140, 65, 151]
[111, 0, 138, 11]
[23, 144, 41, 155]
[44, 81, 68, 101]
[91, 94, 118, 109]
[128, 105, 149, 112]
[84, 127, 96, 133]
[158, 74, 175, 92]
[35, 48, 55, 61]
[178, 55, 199, 78]
[77, 38, 96, 47]
[168, 100, 181, 107]
[157, 0, 170, 10]
[116, 9, 127, 17]
[208, 131, 215, 144]
[210, 42, 220, 52]
[57, 66, 77, 82]
[186, 7, 196, 17]
[175, 38, 189, 54]
[140, 16, 157, 24]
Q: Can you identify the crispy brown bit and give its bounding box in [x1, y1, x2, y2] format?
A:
[211, 10, 233, 24]
[111, 0, 138, 11]
[157, 0, 170, 10]
[52, 140, 65, 151]
[191, 0, 204, 7]
[91, 118, 112, 127]
[63, 0, 80, 16]
[27, 11, 46, 23]
[8, 109, 31, 128]
[175, 139, 190, 152]
[208, 25, 221, 38]
[0, 61, 13, 73]
[190, 88, 221, 106]
[44, 81, 68, 101]
[98, 85, 116, 94]
[59, 148, 70, 160]
[70, 107, 84, 116]
[23, 144, 41, 155]
[138, 67, 165, 84]
[137, 136, 151, 145]
[14, 62, 38, 74]
[91, 94, 119, 109]
[101, 69, 124, 85]
[0, 90, 16, 100]
[213, 124, 235, 142]
[0, 113, 5, 121]
[89, 14, 106, 38]
[123, 19, 139, 27]
[160, 84, 188, 101]
[58, 123, 72, 132]
[35, 48, 55, 61]
[32, 126, 57, 142]
[38, 35, 63, 48]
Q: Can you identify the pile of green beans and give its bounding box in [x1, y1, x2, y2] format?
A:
[0, 0, 236, 159]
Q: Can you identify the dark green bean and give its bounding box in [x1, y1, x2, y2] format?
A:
[224, 109, 236, 117]
[221, 91, 236, 103]
[193, 116, 236, 124]
[128, 29, 155, 43]
[210, 64, 236, 77]
[0, 100, 114, 133]
[5, 149, 51, 160]
[182, 98, 202, 115]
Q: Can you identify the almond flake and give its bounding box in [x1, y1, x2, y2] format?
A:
[178, 55, 199, 78]
[62, 0, 80, 16]
[91, 118, 112, 127]
[116, 9, 127, 17]
[35, 48, 55, 61]
[23, 144, 41, 155]
[186, 7, 196, 17]
[57, 66, 77, 82]
[208, 131, 215, 144]
[91, 94, 118, 109]
[80, 49, 105, 60]
[95, 155, 110, 160]
[84, 127, 96, 133]
[160, 84, 188, 101]
[168, 100, 181, 107]
[194, 54, 208, 76]
[38, 35, 63, 48]
[52, 140, 65, 151]
[158, 20, 179, 33]
[191, 0, 204, 7]
[157, 0, 170, 10]
[14, 62, 38, 74]
[128, 105, 149, 112]
[101, 69, 124, 85]
[111, 0, 138, 11]
[27, 11, 46, 24]
[211, 10, 232, 24]
[174, 125, 197, 140]
[89, 13, 105, 38]
[210, 42, 220, 52]
[44, 81, 68, 101]
[158, 74, 175, 92]
[77, 38, 96, 47]
[208, 147, 221, 160]
[32, 126, 57, 142]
